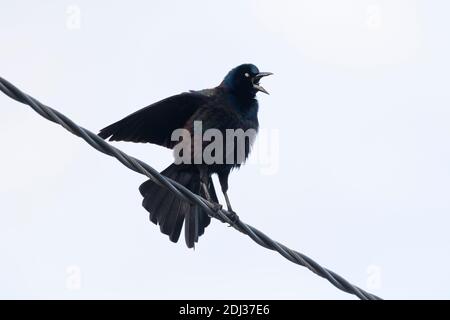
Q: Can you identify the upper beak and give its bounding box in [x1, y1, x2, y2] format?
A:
[253, 72, 273, 95]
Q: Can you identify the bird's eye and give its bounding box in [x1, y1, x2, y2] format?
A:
[244, 72, 250, 78]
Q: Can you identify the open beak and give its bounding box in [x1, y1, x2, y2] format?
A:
[253, 72, 273, 95]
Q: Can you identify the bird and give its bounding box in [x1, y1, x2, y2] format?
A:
[98, 64, 272, 248]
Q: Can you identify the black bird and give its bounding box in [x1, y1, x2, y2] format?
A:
[99, 64, 272, 248]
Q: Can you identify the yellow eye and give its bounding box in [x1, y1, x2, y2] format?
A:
[244, 72, 250, 78]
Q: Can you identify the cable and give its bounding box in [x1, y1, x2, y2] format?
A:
[0, 76, 382, 300]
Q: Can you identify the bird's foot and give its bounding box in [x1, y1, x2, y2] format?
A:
[209, 202, 222, 212]
[226, 210, 240, 227]
[205, 201, 222, 219]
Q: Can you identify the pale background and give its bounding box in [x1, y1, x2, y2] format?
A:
[1, 0, 449, 299]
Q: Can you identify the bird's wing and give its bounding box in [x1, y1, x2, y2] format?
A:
[98, 92, 209, 148]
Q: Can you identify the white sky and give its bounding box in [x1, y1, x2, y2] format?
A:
[1, 0, 449, 299]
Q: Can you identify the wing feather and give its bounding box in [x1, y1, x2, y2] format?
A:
[98, 91, 209, 148]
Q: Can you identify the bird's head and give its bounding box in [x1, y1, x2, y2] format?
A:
[222, 64, 272, 98]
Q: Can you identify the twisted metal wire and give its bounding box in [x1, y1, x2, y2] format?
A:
[0, 76, 382, 300]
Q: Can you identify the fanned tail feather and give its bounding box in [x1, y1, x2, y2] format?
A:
[139, 164, 216, 248]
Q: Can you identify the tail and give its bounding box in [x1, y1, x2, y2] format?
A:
[139, 164, 217, 248]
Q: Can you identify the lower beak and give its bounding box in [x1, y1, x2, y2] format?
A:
[253, 72, 273, 95]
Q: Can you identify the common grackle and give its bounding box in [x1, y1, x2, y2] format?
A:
[98, 64, 272, 248]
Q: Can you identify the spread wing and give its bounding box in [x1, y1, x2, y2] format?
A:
[98, 91, 210, 148]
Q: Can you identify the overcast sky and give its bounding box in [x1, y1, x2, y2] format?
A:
[1, 0, 449, 299]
